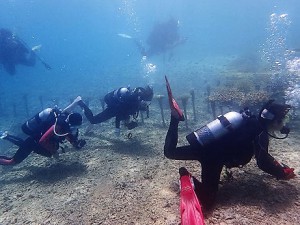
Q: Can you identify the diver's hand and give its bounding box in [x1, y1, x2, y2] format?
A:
[283, 167, 296, 180]
[74, 139, 86, 149]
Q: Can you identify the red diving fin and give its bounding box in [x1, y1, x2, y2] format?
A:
[179, 167, 205, 225]
[165, 76, 184, 121]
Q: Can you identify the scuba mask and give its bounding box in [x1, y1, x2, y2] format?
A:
[260, 108, 275, 120]
[66, 113, 83, 126]
[260, 102, 291, 139]
[53, 113, 82, 137]
[67, 114, 81, 138]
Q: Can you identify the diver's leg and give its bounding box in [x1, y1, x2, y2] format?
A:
[78, 101, 97, 123]
[90, 108, 115, 124]
[19, 51, 36, 66]
[11, 137, 34, 164]
[113, 116, 122, 136]
[79, 100, 114, 124]
[115, 116, 121, 129]
[198, 161, 223, 209]
[0, 137, 34, 165]
[117, 113, 131, 129]
[33, 146, 52, 158]
[164, 115, 180, 157]
[164, 76, 190, 159]
[164, 115, 203, 160]
[2, 134, 24, 147]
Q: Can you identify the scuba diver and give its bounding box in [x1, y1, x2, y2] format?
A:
[164, 76, 296, 210]
[0, 104, 86, 166]
[0, 28, 51, 75]
[133, 18, 187, 58]
[75, 85, 154, 136]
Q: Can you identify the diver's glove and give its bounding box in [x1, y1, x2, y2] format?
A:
[74, 139, 86, 149]
[282, 165, 296, 180]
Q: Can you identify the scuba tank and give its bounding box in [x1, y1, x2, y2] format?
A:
[104, 90, 117, 106]
[186, 111, 245, 146]
[21, 108, 59, 136]
[104, 87, 130, 107]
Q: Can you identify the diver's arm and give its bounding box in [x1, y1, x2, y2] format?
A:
[65, 131, 86, 149]
[255, 132, 288, 179]
[65, 131, 77, 145]
[62, 96, 82, 113]
[115, 116, 121, 129]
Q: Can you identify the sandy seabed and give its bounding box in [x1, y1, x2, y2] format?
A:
[0, 105, 300, 225]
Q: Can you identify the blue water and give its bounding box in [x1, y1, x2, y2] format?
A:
[0, 0, 300, 122]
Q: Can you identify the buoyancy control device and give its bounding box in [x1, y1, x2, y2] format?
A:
[186, 111, 246, 146]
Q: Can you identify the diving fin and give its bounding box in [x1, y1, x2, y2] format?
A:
[31, 44, 42, 52]
[179, 167, 205, 225]
[165, 76, 184, 121]
[117, 33, 132, 39]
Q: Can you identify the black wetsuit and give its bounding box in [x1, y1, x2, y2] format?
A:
[80, 90, 141, 129]
[0, 135, 52, 165]
[0, 115, 77, 165]
[164, 115, 288, 207]
[0, 28, 36, 75]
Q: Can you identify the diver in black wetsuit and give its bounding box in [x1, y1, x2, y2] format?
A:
[76, 85, 154, 136]
[0, 107, 86, 166]
[0, 28, 37, 75]
[134, 18, 187, 58]
[164, 77, 296, 209]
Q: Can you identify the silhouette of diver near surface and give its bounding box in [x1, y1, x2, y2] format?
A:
[134, 18, 187, 57]
[0, 28, 51, 75]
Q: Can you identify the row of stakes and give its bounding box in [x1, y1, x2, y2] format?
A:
[155, 89, 197, 128]
[0, 94, 76, 118]
[155, 86, 224, 128]
[7, 90, 213, 130]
